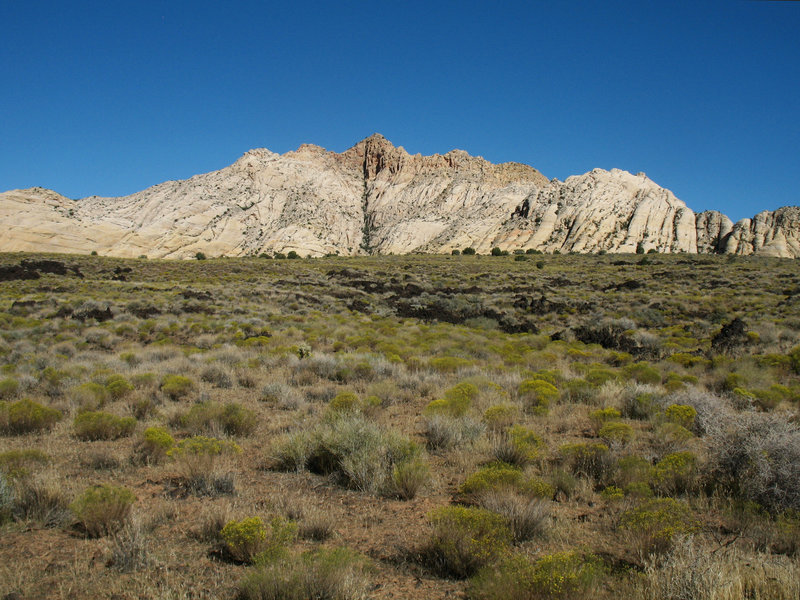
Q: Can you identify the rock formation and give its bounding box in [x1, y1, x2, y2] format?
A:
[0, 134, 797, 258]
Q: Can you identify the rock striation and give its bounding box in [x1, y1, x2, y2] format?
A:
[1, 134, 798, 258]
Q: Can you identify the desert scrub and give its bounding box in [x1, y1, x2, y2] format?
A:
[559, 442, 613, 481]
[273, 414, 425, 496]
[460, 462, 554, 500]
[108, 516, 152, 573]
[73, 410, 136, 441]
[220, 515, 298, 564]
[260, 382, 304, 410]
[0, 448, 49, 479]
[132, 426, 175, 465]
[174, 401, 256, 436]
[160, 374, 195, 400]
[518, 378, 559, 414]
[167, 435, 241, 495]
[0, 473, 13, 523]
[619, 498, 697, 559]
[636, 534, 800, 600]
[11, 472, 71, 526]
[0, 398, 62, 434]
[491, 425, 544, 466]
[70, 483, 136, 537]
[390, 457, 431, 500]
[651, 451, 698, 495]
[424, 505, 512, 578]
[705, 412, 800, 512]
[469, 550, 605, 600]
[476, 489, 551, 542]
[423, 414, 485, 451]
[236, 547, 372, 600]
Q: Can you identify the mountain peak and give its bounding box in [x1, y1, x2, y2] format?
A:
[1, 137, 799, 258]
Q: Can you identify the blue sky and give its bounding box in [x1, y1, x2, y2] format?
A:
[1, 1, 798, 222]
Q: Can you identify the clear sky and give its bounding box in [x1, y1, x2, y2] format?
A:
[1, 1, 798, 222]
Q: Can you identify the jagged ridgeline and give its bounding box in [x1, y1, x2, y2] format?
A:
[1, 134, 798, 258]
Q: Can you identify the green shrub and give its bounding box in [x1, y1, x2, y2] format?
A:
[653, 422, 694, 452]
[11, 474, 71, 526]
[664, 404, 697, 429]
[176, 401, 256, 436]
[424, 505, 512, 578]
[492, 425, 544, 466]
[133, 426, 175, 465]
[424, 382, 479, 417]
[461, 462, 553, 499]
[585, 367, 619, 387]
[624, 362, 661, 385]
[327, 391, 381, 417]
[237, 547, 372, 600]
[549, 469, 579, 499]
[469, 551, 604, 600]
[619, 498, 696, 558]
[559, 442, 613, 480]
[0, 448, 50, 479]
[0, 473, 12, 523]
[160, 374, 195, 400]
[105, 374, 134, 399]
[390, 457, 431, 500]
[651, 451, 697, 495]
[483, 403, 520, 431]
[0, 378, 19, 399]
[462, 247, 477, 255]
[0, 399, 62, 434]
[518, 379, 559, 414]
[221, 516, 297, 564]
[475, 489, 551, 542]
[70, 484, 136, 537]
[73, 411, 136, 441]
[71, 382, 109, 410]
[601, 485, 625, 501]
[272, 415, 423, 496]
[328, 391, 359, 413]
[614, 454, 653, 489]
[423, 414, 485, 451]
[625, 481, 654, 498]
[589, 407, 621, 431]
[167, 435, 241, 494]
[270, 432, 313, 472]
[788, 346, 800, 374]
[598, 421, 634, 446]
[429, 356, 473, 373]
[622, 392, 659, 420]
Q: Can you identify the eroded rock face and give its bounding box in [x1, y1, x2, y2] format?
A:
[720, 207, 800, 258]
[0, 135, 797, 257]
